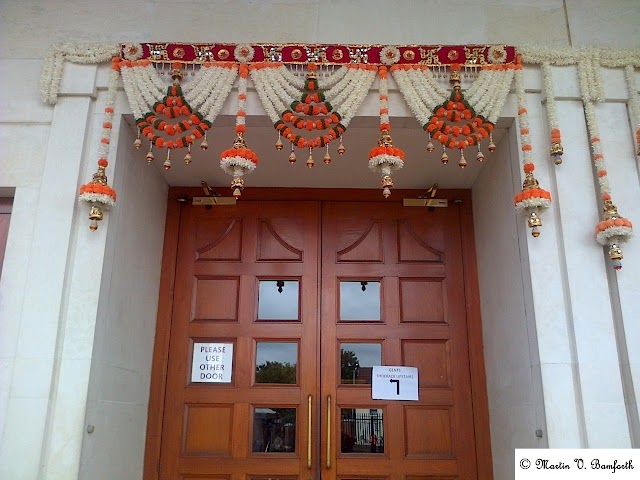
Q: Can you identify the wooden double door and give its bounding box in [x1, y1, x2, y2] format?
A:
[147, 194, 490, 480]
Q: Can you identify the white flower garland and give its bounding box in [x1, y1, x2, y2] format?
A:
[220, 157, 257, 176]
[519, 45, 640, 68]
[325, 67, 369, 105]
[314, 64, 348, 88]
[78, 192, 116, 206]
[390, 67, 448, 126]
[624, 65, 640, 155]
[335, 68, 377, 127]
[280, 65, 306, 89]
[541, 63, 559, 131]
[183, 65, 218, 105]
[514, 68, 533, 167]
[249, 67, 281, 122]
[391, 68, 432, 125]
[249, 66, 289, 121]
[368, 154, 404, 171]
[98, 67, 119, 160]
[40, 43, 120, 104]
[485, 69, 515, 123]
[263, 66, 301, 107]
[392, 65, 513, 127]
[249, 64, 375, 127]
[465, 68, 493, 103]
[119, 65, 145, 118]
[596, 225, 633, 246]
[578, 72, 611, 197]
[198, 65, 238, 123]
[408, 68, 448, 113]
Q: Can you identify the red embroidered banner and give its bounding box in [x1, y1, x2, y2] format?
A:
[121, 43, 516, 66]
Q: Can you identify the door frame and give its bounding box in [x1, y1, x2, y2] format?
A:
[143, 187, 493, 480]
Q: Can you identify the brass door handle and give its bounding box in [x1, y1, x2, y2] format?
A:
[307, 394, 312, 469]
[326, 395, 332, 469]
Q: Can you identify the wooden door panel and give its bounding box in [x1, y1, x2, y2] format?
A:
[160, 201, 320, 479]
[321, 202, 477, 480]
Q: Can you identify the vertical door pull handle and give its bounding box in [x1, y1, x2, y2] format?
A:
[326, 395, 332, 469]
[307, 394, 312, 469]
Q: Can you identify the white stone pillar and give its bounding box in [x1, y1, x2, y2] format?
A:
[0, 64, 98, 479]
[599, 76, 640, 445]
[515, 71, 584, 447]
[549, 66, 631, 447]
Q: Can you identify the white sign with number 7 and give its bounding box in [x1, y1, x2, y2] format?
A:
[371, 366, 419, 401]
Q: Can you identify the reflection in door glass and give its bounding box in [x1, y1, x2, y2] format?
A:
[252, 407, 296, 453]
[340, 281, 381, 321]
[340, 343, 382, 384]
[340, 408, 384, 453]
[258, 280, 299, 320]
[255, 342, 298, 384]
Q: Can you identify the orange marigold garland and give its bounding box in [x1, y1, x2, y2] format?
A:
[78, 57, 119, 231]
[513, 60, 552, 237]
[220, 64, 258, 198]
[270, 62, 348, 161]
[424, 64, 495, 168]
[134, 62, 211, 169]
[368, 66, 405, 197]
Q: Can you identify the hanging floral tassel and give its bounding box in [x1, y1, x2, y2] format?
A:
[220, 64, 258, 198]
[578, 62, 634, 270]
[78, 57, 119, 231]
[541, 63, 564, 165]
[368, 66, 405, 198]
[513, 58, 552, 237]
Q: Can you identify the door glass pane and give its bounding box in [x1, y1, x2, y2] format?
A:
[258, 280, 299, 320]
[256, 342, 298, 384]
[340, 343, 382, 385]
[253, 407, 296, 453]
[340, 281, 381, 321]
[340, 408, 384, 453]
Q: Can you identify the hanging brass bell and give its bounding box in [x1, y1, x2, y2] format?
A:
[275, 136, 284, 150]
[88, 205, 104, 231]
[527, 211, 542, 237]
[608, 243, 623, 270]
[458, 151, 467, 169]
[441, 151, 449, 164]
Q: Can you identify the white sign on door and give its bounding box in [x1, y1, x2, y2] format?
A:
[191, 342, 233, 383]
[371, 366, 419, 401]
